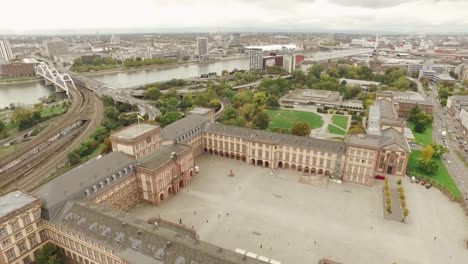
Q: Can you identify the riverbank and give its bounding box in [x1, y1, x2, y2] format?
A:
[0, 77, 41, 85]
[80, 56, 249, 77]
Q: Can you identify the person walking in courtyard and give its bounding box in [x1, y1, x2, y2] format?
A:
[434, 236, 437, 240]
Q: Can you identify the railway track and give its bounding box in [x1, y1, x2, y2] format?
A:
[0, 87, 84, 167]
[0, 87, 104, 194]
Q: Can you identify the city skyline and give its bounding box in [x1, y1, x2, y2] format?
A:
[1, 0, 468, 34]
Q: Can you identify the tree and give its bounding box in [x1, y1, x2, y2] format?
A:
[220, 107, 237, 122]
[36, 243, 65, 264]
[347, 123, 365, 134]
[253, 92, 267, 108]
[67, 151, 81, 166]
[0, 120, 4, 132]
[104, 107, 119, 121]
[403, 207, 409, 219]
[421, 145, 435, 160]
[291, 122, 311, 136]
[431, 144, 448, 157]
[102, 95, 115, 107]
[414, 122, 426, 133]
[157, 111, 183, 127]
[394, 77, 410, 90]
[265, 96, 280, 108]
[144, 87, 162, 101]
[252, 111, 270, 130]
[418, 159, 439, 174]
[397, 179, 402, 185]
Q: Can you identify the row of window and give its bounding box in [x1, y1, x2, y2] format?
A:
[0, 210, 40, 239]
[4, 234, 39, 261]
[47, 230, 120, 264]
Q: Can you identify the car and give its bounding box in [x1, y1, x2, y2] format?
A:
[425, 183, 432, 189]
[410, 177, 416, 183]
[374, 175, 386, 180]
[415, 179, 420, 183]
[420, 181, 426, 185]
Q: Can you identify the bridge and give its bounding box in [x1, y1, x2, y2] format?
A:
[36, 63, 77, 96]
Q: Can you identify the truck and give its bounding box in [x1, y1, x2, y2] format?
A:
[441, 131, 447, 137]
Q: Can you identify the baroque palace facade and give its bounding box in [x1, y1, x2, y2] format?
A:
[1, 99, 411, 264]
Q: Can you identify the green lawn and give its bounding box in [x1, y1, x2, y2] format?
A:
[332, 115, 349, 130]
[327, 124, 346, 135]
[266, 109, 324, 131]
[41, 104, 69, 119]
[408, 150, 462, 200]
[408, 121, 433, 145]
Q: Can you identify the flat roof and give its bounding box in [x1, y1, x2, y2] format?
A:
[0, 191, 37, 218]
[138, 144, 190, 170]
[280, 89, 342, 104]
[112, 124, 158, 140]
[189, 107, 213, 115]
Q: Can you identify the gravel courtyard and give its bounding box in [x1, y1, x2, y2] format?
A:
[128, 155, 468, 264]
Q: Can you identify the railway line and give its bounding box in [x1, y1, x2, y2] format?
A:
[0, 87, 104, 194]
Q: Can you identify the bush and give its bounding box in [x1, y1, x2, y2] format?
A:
[400, 193, 406, 200]
[397, 179, 402, 185]
[401, 200, 406, 208]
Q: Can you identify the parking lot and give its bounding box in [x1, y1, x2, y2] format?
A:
[128, 155, 468, 264]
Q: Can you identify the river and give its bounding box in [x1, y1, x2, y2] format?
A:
[0, 81, 53, 109]
[89, 58, 250, 88]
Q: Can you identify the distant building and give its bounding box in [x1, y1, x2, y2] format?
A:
[447, 96, 468, 116]
[0, 63, 35, 78]
[0, 39, 13, 62]
[45, 40, 68, 57]
[80, 54, 101, 64]
[279, 89, 343, 108]
[248, 48, 263, 70]
[189, 107, 216, 123]
[263, 53, 283, 68]
[339, 78, 381, 92]
[196, 37, 208, 56]
[459, 107, 468, 133]
[230, 33, 241, 46]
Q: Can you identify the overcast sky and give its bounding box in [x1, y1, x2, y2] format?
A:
[1, 0, 468, 34]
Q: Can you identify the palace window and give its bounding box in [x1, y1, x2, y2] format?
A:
[11, 221, 19, 231]
[33, 210, 40, 219]
[29, 236, 37, 247]
[0, 227, 6, 238]
[326, 160, 331, 168]
[2, 238, 11, 247]
[18, 241, 27, 253]
[14, 232, 23, 240]
[22, 215, 31, 225]
[23, 256, 31, 264]
[6, 248, 16, 261]
[319, 158, 324, 166]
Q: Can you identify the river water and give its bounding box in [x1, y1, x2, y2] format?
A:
[89, 58, 249, 88]
[0, 58, 249, 106]
[0, 81, 54, 108]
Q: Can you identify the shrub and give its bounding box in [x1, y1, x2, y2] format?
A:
[397, 179, 402, 185]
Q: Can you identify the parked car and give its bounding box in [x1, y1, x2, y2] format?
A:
[420, 181, 426, 185]
[374, 175, 386, 180]
[425, 183, 432, 189]
[411, 177, 416, 183]
[415, 179, 420, 183]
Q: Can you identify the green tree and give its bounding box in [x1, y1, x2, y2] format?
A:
[0, 120, 4, 133]
[265, 95, 280, 108]
[253, 92, 267, 108]
[431, 144, 448, 157]
[101, 95, 115, 107]
[157, 111, 182, 127]
[144, 87, 162, 101]
[418, 159, 439, 174]
[403, 207, 409, 219]
[220, 107, 237, 122]
[252, 111, 270, 130]
[104, 107, 119, 121]
[421, 145, 435, 160]
[307, 64, 324, 79]
[291, 122, 311, 136]
[394, 77, 410, 90]
[67, 151, 81, 166]
[36, 243, 65, 264]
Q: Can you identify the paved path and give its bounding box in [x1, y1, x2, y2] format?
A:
[129, 156, 468, 264]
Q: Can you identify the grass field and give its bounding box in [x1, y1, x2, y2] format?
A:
[332, 115, 349, 130]
[41, 104, 69, 119]
[266, 109, 324, 131]
[408, 121, 433, 145]
[408, 150, 462, 200]
[327, 124, 346, 135]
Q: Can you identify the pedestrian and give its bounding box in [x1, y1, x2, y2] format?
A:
[434, 236, 437, 240]
[260, 244, 262, 248]
[269, 247, 271, 251]
[194, 210, 196, 215]
[314, 241, 316, 245]
[218, 214, 220, 218]
[179, 219, 182, 224]
[206, 220, 209, 223]
[226, 212, 229, 216]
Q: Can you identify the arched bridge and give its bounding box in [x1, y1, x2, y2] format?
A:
[36, 63, 77, 96]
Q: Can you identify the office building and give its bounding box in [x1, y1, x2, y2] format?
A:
[248, 48, 263, 70]
[0, 39, 13, 62]
[196, 37, 208, 56]
[0, 63, 35, 78]
[45, 40, 69, 57]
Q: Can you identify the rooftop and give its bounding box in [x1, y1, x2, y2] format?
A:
[205, 123, 346, 154]
[339, 78, 381, 86]
[280, 89, 342, 104]
[449, 95, 468, 102]
[138, 144, 190, 171]
[161, 114, 209, 141]
[53, 201, 264, 264]
[0, 191, 37, 218]
[34, 152, 135, 220]
[112, 124, 159, 140]
[189, 107, 213, 115]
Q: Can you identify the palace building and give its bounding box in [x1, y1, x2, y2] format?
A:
[1, 97, 413, 263]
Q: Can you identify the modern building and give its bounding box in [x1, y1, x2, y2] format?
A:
[45, 40, 68, 57]
[459, 107, 468, 133]
[447, 95, 468, 116]
[189, 107, 216, 123]
[196, 37, 208, 56]
[339, 78, 381, 92]
[230, 33, 241, 46]
[0, 63, 35, 78]
[0, 39, 13, 62]
[248, 48, 263, 70]
[279, 89, 343, 108]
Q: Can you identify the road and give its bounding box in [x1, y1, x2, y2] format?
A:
[410, 77, 468, 202]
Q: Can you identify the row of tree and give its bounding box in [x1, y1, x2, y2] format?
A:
[418, 144, 447, 174]
[409, 105, 433, 133]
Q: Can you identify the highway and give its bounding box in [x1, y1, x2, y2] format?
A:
[409, 77, 468, 202]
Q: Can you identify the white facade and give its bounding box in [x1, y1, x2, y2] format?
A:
[0, 39, 13, 62]
[460, 108, 468, 132]
[248, 48, 263, 70]
[196, 37, 208, 56]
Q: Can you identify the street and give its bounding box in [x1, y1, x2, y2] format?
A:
[410, 78, 468, 202]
